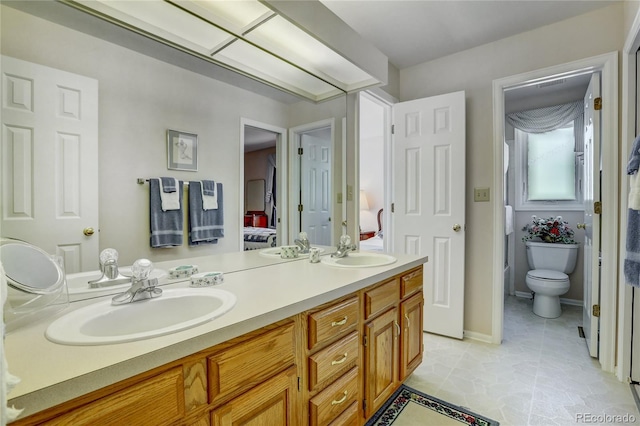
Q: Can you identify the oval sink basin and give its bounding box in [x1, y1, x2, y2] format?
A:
[65, 268, 169, 302]
[259, 246, 325, 258]
[46, 288, 236, 345]
[321, 252, 397, 268]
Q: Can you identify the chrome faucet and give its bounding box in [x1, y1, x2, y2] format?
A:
[294, 232, 311, 254]
[88, 248, 132, 288]
[112, 259, 162, 305]
[331, 235, 357, 258]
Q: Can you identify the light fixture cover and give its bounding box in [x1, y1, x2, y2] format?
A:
[63, 0, 388, 102]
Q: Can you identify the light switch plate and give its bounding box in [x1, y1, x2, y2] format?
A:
[474, 187, 490, 202]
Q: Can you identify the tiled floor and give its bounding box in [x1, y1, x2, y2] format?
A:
[405, 296, 639, 425]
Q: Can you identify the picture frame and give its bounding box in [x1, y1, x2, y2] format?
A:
[167, 129, 198, 171]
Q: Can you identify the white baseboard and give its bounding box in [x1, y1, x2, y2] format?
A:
[463, 329, 493, 343]
[514, 291, 582, 306]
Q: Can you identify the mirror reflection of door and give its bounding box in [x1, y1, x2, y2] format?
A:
[297, 126, 332, 246]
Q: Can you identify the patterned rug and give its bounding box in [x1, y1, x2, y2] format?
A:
[365, 385, 500, 426]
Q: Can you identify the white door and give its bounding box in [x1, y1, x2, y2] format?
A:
[300, 130, 332, 245]
[392, 91, 466, 339]
[1, 56, 99, 273]
[583, 73, 601, 358]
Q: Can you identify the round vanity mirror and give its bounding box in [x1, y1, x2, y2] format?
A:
[0, 241, 64, 294]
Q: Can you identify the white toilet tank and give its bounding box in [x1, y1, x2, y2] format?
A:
[525, 241, 579, 274]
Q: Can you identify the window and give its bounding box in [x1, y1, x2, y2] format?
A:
[515, 125, 583, 211]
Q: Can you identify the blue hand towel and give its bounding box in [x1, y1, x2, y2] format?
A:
[160, 177, 177, 192]
[628, 134, 640, 175]
[625, 209, 640, 287]
[202, 180, 216, 196]
[188, 181, 224, 246]
[149, 178, 183, 248]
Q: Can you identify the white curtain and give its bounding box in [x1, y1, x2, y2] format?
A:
[506, 100, 584, 152]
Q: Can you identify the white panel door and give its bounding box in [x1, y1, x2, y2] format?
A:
[301, 132, 332, 245]
[392, 91, 466, 339]
[583, 73, 601, 358]
[1, 56, 99, 273]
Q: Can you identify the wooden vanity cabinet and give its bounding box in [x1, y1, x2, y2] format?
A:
[362, 266, 424, 420]
[300, 295, 362, 425]
[11, 265, 424, 426]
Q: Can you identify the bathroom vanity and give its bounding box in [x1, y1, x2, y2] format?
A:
[5, 250, 427, 425]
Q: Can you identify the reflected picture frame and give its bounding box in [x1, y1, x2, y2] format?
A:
[167, 129, 198, 171]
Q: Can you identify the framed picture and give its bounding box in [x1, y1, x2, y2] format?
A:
[167, 129, 198, 171]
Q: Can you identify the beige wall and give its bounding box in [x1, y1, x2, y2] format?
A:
[399, 3, 625, 336]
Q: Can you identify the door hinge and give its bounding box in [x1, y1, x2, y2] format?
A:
[594, 201, 602, 214]
[594, 97, 602, 111]
[298, 147, 303, 155]
[391, 124, 395, 135]
[298, 204, 303, 212]
[391, 203, 395, 213]
[363, 335, 368, 347]
[593, 304, 601, 317]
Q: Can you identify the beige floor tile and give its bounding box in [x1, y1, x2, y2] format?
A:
[405, 296, 639, 426]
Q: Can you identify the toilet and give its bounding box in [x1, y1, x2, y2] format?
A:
[525, 241, 579, 318]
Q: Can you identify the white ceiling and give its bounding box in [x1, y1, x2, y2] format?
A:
[321, 0, 618, 70]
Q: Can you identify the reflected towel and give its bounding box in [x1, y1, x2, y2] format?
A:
[201, 180, 218, 210]
[150, 178, 183, 248]
[160, 176, 177, 193]
[189, 181, 224, 246]
[159, 177, 180, 211]
[505, 205, 514, 235]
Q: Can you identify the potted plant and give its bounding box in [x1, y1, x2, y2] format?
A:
[521, 215, 578, 244]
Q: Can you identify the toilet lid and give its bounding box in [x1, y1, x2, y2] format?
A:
[527, 269, 568, 281]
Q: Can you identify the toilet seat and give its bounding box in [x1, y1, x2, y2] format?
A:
[526, 269, 568, 281]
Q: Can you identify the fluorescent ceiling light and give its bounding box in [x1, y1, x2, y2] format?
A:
[62, 0, 386, 102]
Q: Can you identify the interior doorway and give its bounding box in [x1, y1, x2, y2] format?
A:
[240, 119, 287, 251]
[289, 119, 335, 246]
[492, 52, 619, 373]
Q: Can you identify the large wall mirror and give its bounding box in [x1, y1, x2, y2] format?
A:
[1, 1, 348, 271]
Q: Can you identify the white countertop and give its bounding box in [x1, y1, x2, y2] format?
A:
[5, 249, 427, 419]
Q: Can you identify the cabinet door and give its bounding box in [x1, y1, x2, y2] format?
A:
[400, 292, 424, 381]
[364, 307, 399, 418]
[211, 366, 298, 426]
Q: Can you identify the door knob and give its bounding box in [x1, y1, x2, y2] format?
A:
[452, 224, 461, 232]
[83, 227, 95, 236]
[577, 223, 586, 229]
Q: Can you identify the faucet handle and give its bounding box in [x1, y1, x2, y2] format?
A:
[340, 234, 351, 246]
[299, 231, 308, 241]
[99, 248, 118, 266]
[131, 258, 153, 280]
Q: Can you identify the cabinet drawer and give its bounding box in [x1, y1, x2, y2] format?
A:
[208, 322, 295, 404]
[308, 331, 359, 392]
[48, 367, 184, 425]
[309, 367, 359, 426]
[401, 268, 423, 299]
[308, 297, 359, 350]
[328, 401, 358, 426]
[364, 279, 398, 320]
